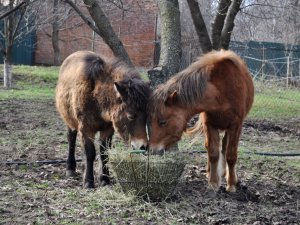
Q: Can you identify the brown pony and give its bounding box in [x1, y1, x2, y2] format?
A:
[56, 51, 151, 188]
[148, 50, 254, 192]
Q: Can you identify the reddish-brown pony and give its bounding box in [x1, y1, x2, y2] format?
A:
[56, 51, 151, 188]
[148, 50, 254, 192]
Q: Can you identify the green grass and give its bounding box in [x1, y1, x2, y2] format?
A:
[249, 87, 300, 119]
[0, 64, 59, 100]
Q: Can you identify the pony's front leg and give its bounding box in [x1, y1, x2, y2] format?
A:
[204, 124, 222, 191]
[81, 133, 96, 188]
[99, 127, 114, 186]
[66, 127, 77, 177]
[225, 125, 242, 192]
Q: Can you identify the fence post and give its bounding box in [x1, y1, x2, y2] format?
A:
[261, 46, 265, 80]
[286, 55, 290, 88]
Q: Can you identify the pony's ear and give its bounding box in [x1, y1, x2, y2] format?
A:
[114, 82, 128, 100]
[165, 91, 177, 106]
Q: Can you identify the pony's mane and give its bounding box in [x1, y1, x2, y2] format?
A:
[106, 57, 151, 111]
[149, 67, 209, 117]
[122, 76, 151, 111]
[149, 50, 244, 117]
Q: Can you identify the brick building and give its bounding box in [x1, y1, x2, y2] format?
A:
[35, 1, 157, 67]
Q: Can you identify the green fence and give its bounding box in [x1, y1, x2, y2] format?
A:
[230, 41, 300, 80]
[0, 18, 36, 65]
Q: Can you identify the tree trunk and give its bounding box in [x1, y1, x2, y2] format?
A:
[52, 0, 60, 66]
[211, 0, 231, 50]
[186, 0, 212, 53]
[148, 0, 182, 87]
[82, 0, 133, 67]
[219, 0, 242, 50]
[3, 1, 14, 89]
[4, 46, 13, 88]
[291, 0, 300, 44]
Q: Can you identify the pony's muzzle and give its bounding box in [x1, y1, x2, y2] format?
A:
[149, 144, 165, 155]
[131, 139, 148, 150]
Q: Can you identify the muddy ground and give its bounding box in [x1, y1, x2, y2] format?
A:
[0, 99, 299, 225]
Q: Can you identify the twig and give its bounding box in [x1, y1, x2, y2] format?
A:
[0, 1, 27, 20]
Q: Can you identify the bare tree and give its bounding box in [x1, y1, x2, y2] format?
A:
[52, 0, 60, 65]
[211, 0, 230, 50]
[186, 0, 212, 53]
[36, 0, 74, 66]
[231, 0, 300, 45]
[148, 0, 182, 87]
[0, 0, 29, 88]
[186, 0, 243, 52]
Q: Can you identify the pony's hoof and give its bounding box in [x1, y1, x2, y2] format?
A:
[99, 174, 110, 186]
[84, 182, 95, 189]
[226, 185, 237, 192]
[66, 170, 77, 177]
[208, 181, 220, 192]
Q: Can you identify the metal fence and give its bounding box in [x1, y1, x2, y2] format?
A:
[181, 40, 300, 81]
[0, 17, 36, 65]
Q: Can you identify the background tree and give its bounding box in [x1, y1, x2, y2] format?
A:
[52, 0, 60, 66]
[233, 0, 300, 45]
[0, 0, 29, 88]
[186, 0, 242, 52]
[37, 0, 73, 66]
[148, 0, 182, 87]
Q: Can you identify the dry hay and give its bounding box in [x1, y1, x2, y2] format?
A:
[108, 150, 186, 201]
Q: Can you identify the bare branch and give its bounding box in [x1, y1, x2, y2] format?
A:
[64, 0, 101, 34]
[186, 0, 212, 53]
[0, 0, 26, 20]
[211, 0, 231, 49]
[240, 3, 286, 10]
[219, 0, 243, 49]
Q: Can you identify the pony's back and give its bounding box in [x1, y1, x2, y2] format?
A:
[205, 50, 254, 117]
[56, 51, 108, 131]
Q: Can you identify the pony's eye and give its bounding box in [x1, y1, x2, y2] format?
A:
[127, 114, 135, 121]
[158, 119, 167, 127]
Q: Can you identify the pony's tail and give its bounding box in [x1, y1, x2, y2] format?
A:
[86, 55, 105, 81]
[185, 116, 203, 136]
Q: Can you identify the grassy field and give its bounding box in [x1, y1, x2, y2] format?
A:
[0, 65, 58, 99]
[250, 81, 300, 119]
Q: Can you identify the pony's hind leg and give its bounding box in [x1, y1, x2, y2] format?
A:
[99, 127, 114, 186]
[221, 132, 229, 178]
[225, 125, 242, 192]
[66, 128, 77, 177]
[81, 132, 96, 188]
[203, 124, 222, 191]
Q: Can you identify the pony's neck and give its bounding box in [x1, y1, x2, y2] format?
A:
[184, 82, 230, 115]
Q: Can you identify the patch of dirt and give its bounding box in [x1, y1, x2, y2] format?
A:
[0, 99, 299, 224]
[244, 119, 300, 139]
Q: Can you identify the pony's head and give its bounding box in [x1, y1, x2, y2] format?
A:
[148, 66, 209, 154]
[148, 87, 190, 154]
[113, 75, 151, 150]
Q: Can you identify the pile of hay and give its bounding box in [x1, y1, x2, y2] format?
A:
[109, 150, 186, 201]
